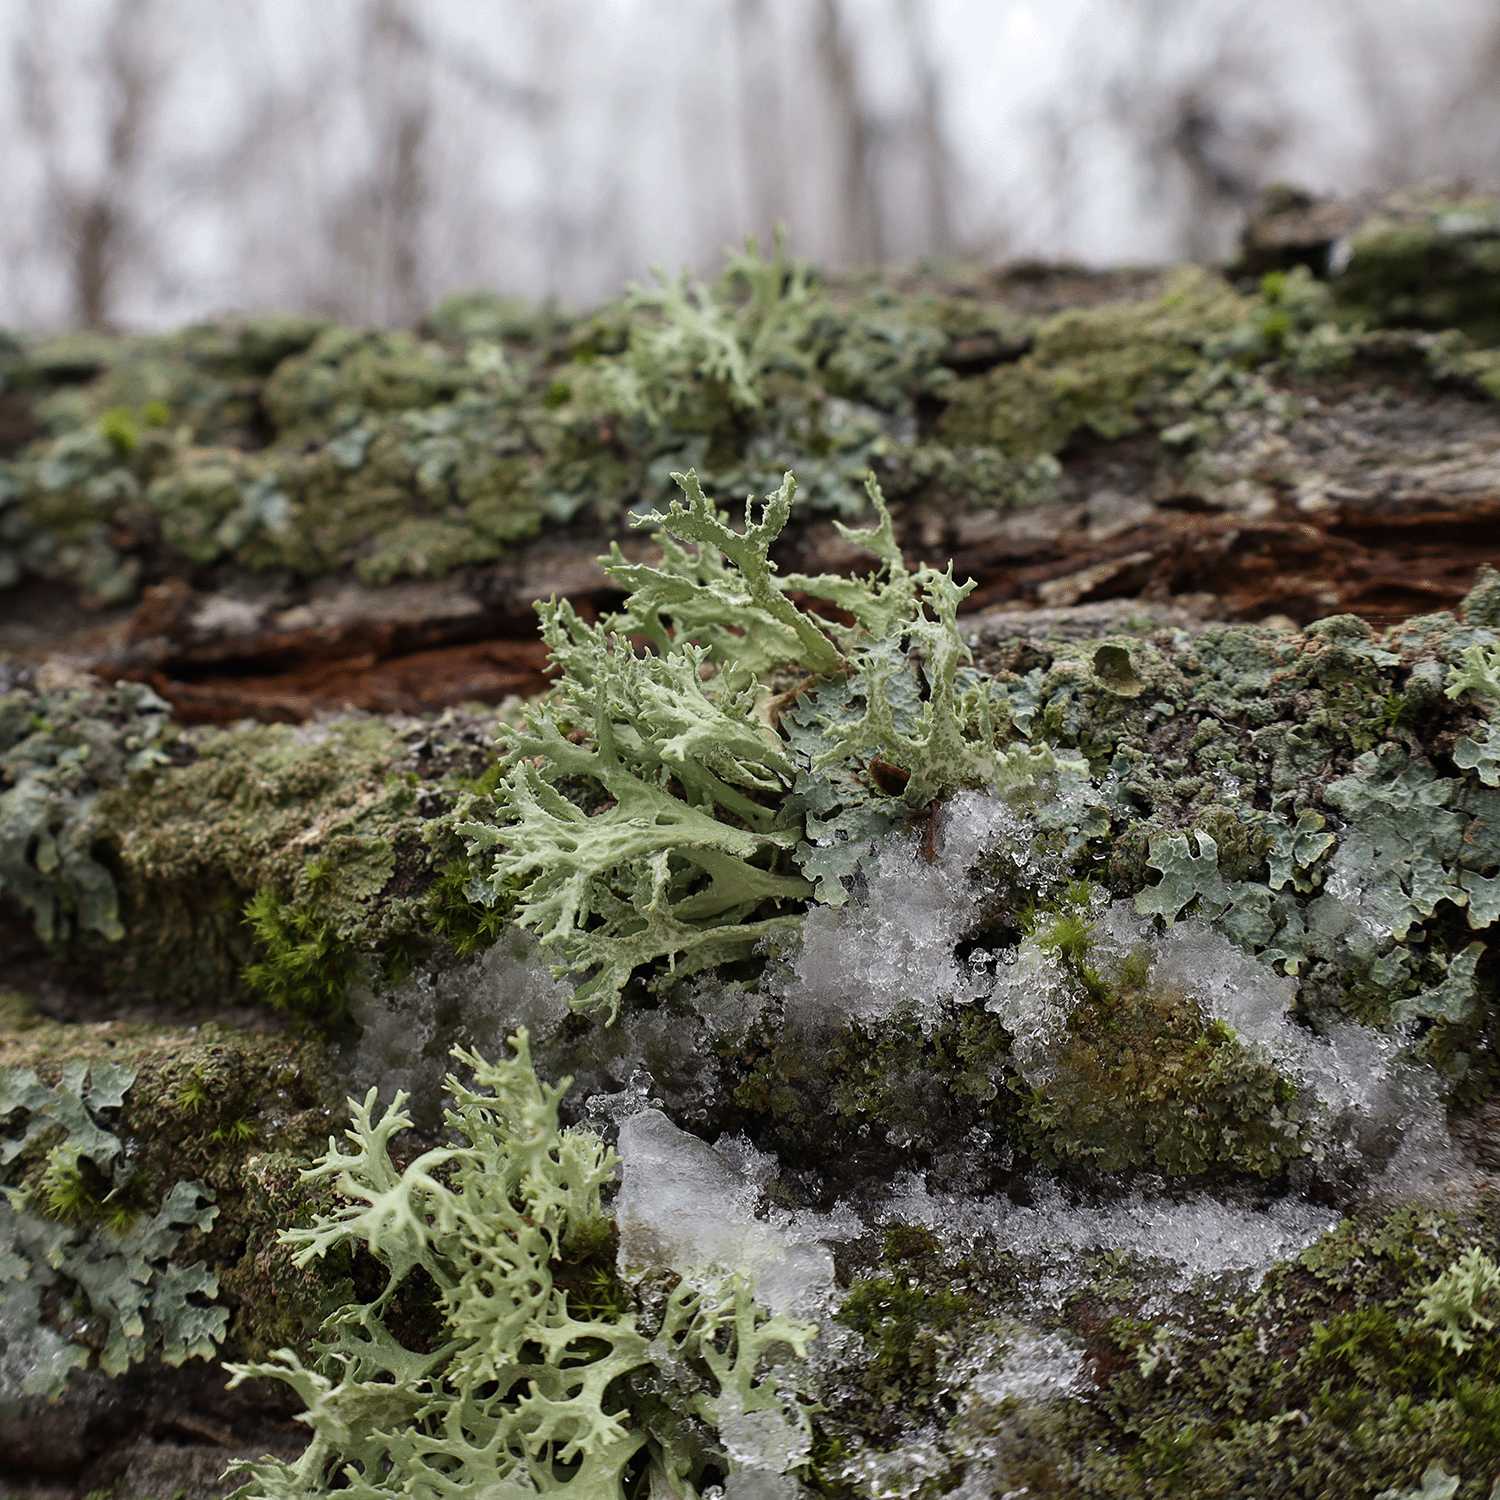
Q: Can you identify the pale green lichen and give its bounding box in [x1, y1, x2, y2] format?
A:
[462, 468, 1078, 1017]
[1416, 1247, 1500, 1355]
[227, 1030, 814, 1500]
[1448, 643, 1500, 789]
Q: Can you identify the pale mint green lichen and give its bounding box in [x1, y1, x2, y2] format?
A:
[464, 468, 1078, 1016]
[1415, 1246, 1500, 1354]
[227, 1031, 814, 1500]
[1445, 643, 1500, 708]
[1373, 1461, 1461, 1500]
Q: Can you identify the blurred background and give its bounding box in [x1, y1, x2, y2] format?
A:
[2, 0, 1498, 333]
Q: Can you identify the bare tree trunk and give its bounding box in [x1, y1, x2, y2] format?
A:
[14, 0, 159, 330]
[896, 0, 955, 258]
[1443, 6, 1500, 188]
[734, 0, 790, 248]
[815, 0, 882, 267]
[368, 0, 430, 327]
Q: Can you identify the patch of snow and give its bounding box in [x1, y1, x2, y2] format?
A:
[614, 1109, 854, 1321]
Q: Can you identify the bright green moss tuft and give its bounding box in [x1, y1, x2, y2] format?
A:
[241, 888, 357, 1017]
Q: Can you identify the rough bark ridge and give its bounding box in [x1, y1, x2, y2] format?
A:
[3, 189, 1500, 1497]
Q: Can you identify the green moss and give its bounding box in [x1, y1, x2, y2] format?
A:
[241, 887, 357, 1017]
[720, 1000, 1015, 1165]
[836, 1227, 993, 1412]
[937, 268, 1249, 457]
[1331, 197, 1500, 344]
[94, 716, 419, 1004]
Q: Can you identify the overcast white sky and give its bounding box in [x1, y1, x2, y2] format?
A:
[1, 0, 1495, 330]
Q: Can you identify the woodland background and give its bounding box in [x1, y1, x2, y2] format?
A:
[2, 0, 1498, 334]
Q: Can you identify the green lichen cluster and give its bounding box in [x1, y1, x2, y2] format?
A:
[4, 199, 1498, 612]
[0, 1006, 351, 1393]
[462, 468, 1074, 1017]
[0, 240, 1032, 606]
[0, 1057, 225, 1399]
[228, 1030, 815, 1500]
[964, 595, 1500, 1073]
[0, 676, 172, 943]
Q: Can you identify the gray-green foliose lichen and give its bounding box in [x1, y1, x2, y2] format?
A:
[0, 1010, 345, 1411]
[3, 194, 1498, 611]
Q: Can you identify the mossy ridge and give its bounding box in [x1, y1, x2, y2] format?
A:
[8, 200, 1499, 611]
[1329, 194, 1500, 346]
[813, 1198, 1500, 1500]
[88, 708, 501, 1009]
[0, 674, 514, 1016]
[974, 593, 1500, 1057]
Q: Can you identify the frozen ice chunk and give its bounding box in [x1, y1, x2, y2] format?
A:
[723, 1474, 804, 1500]
[346, 925, 573, 1117]
[615, 1110, 838, 1318]
[1153, 918, 1296, 1053]
[964, 1328, 1082, 1408]
[881, 1172, 1335, 1301]
[784, 791, 1023, 1027]
[718, 1401, 812, 1478]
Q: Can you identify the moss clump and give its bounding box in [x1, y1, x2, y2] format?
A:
[93, 716, 447, 1005]
[1063, 1204, 1500, 1500]
[1006, 891, 1304, 1177]
[241, 887, 358, 1017]
[937, 267, 1250, 458]
[834, 1226, 998, 1416]
[718, 1000, 1016, 1168]
[815, 1199, 1500, 1500]
[1330, 196, 1500, 345]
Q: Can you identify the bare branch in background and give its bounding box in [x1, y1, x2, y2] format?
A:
[3, 0, 1500, 332]
[734, 0, 791, 247]
[815, 0, 882, 266]
[896, 0, 955, 258]
[1103, 0, 1284, 262]
[1427, 3, 1500, 190]
[316, 0, 434, 326]
[14, 0, 162, 329]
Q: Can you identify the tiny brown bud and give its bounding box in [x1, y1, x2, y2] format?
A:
[868, 758, 911, 796]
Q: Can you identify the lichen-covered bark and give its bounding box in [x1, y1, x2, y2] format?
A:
[2, 190, 1499, 726]
[5, 189, 1500, 1498]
